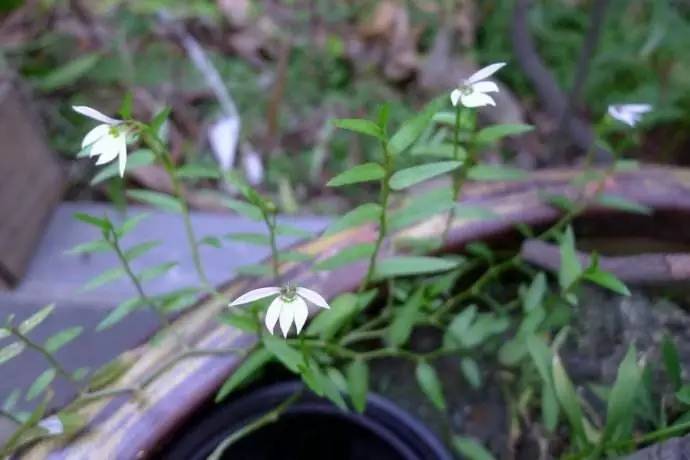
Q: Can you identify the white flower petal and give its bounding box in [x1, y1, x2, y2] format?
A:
[467, 62, 506, 84]
[450, 89, 462, 107]
[93, 136, 121, 165]
[472, 80, 499, 94]
[460, 91, 496, 108]
[279, 299, 296, 337]
[38, 416, 64, 435]
[82, 124, 110, 149]
[623, 104, 652, 114]
[73, 105, 121, 125]
[296, 287, 330, 309]
[230, 287, 281, 306]
[292, 297, 309, 335]
[265, 296, 283, 334]
[116, 133, 128, 177]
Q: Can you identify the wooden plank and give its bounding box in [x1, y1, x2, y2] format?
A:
[0, 75, 64, 287]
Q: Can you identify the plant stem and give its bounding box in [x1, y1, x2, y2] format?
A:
[263, 211, 281, 284]
[10, 328, 79, 384]
[141, 346, 246, 387]
[360, 143, 393, 291]
[207, 390, 301, 460]
[442, 104, 466, 242]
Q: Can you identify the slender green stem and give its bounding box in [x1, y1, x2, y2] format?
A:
[264, 211, 281, 284]
[10, 328, 78, 384]
[207, 390, 301, 460]
[442, 104, 465, 242]
[78, 386, 140, 403]
[360, 144, 393, 292]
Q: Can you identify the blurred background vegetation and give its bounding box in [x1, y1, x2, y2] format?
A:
[1, 0, 688, 211]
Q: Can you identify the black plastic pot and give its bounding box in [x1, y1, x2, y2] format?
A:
[161, 381, 452, 460]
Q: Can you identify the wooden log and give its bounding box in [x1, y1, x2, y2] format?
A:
[21, 165, 690, 459]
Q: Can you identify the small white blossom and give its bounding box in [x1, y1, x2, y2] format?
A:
[38, 415, 64, 435]
[73, 105, 129, 177]
[607, 104, 652, 127]
[229, 285, 330, 337]
[450, 62, 506, 108]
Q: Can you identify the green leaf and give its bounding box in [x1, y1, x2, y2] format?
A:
[18, 305, 55, 334]
[127, 190, 183, 213]
[460, 357, 482, 389]
[79, 267, 126, 292]
[389, 187, 454, 231]
[676, 385, 690, 405]
[219, 310, 259, 332]
[596, 193, 652, 215]
[97, 298, 142, 331]
[307, 292, 376, 340]
[452, 436, 496, 460]
[175, 163, 221, 179]
[3, 389, 21, 412]
[467, 165, 528, 181]
[73, 212, 111, 230]
[0, 342, 25, 365]
[224, 232, 270, 246]
[315, 243, 375, 271]
[540, 192, 577, 212]
[262, 334, 303, 373]
[332, 118, 384, 140]
[91, 149, 155, 185]
[388, 96, 445, 155]
[327, 163, 385, 187]
[558, 226, 582, 291]
[662, 336, 682, 391]
[523, 273, 547, 312]
[542, 385, 560, 433]
[116, 213, 151, 238]
[119, 92, 133, 119]
[215, 348, 272, 402]
[37, 54, 100, 91]
[526, 335, 560, 432]
[223, 198, 264, 221]
[552, 354, 587, 445]
[123, 241, 160, 261]
[389, 161, 462, 191]
[87, 357, 133, 392]
[583, 269, 630, 296]
[411, 143, 467, 159]
[388, 289, 423, 347]
[416, 361, 446, 411]
[0, 328, 9, 340]
[26, 369, 56, 401]
[300, 360, 348, 411]
[150, 107, 171, 134]
[603, 345, 642, 443]
[323, 203, 381, 236]
[374, 256, 460, 279]
[44, 327, 83, 353]
[443, 305, 477, 348]
[346, 359, 369, 413]
[137, 262, 177, 282]
[475, 123, 534, 144]
[66, 240, 111, 255]
[199, 236, 223, 248]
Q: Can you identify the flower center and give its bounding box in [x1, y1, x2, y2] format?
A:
[108, 125, 121, 137]
[459, 82, 474, 96]
[280, 284, 297, 302]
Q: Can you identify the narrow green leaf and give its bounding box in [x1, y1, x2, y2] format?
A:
[307, 292, 376, 340]
[0, 328, 9, 340]
[73, 212, 111, 230]
[596, 193, 652, 215]
[215, 348, 272, 402]
[0, 342, 25, 365]
[552, 354, 587, 445]
[452, 436, 496, 460]
[444, 305, 478, 348]
[467, 165, 528, 181]
[44, 327, 83, 353]
[97, 298, 142, 331]
[346, 359, 369, 413]
[3, 389, 21, 412]
[542, 385, 560, 432]
[558, 226, 582, 291]
[583, 270, 630, 296]
[224, 232, 270, 246]
[37, 54, 100, 91]
[150, 107, 171, 134]
[323, 203, 381, 236]
[411, 143, 467, 159]
[223, 198, 264, 221]
[66, 240, 111, 255]
[332, 118, 384, 140]
[523, 273, 547, 312]
[26, 369, 56, 401]
[374, 256, 460, 279]
[475, 123, 534, 144]
[460, 357, 482, 389]
[262, 334, 303, 373]
[540, 192, 577, 212]
[662, 336, 682, 391]
[389, 187, 454, 231]
[175, 163, 221, 179]
[18, 305, 55, 334]
[389, 161, 462, 191]
[79, 267, 126, 292]
[116, 213, 151, 238]
[416, 361, 446, 411]
[123, 241, 160, 261]
[327, 163, 385, 187]
[91, 149, 155, 185]
[315, 243, 375, 271]
[603, 345, 641, 442]
[119, 92, 133, 119]
[87, 357, 133, 392]
[137, 262, 177, 282]
[676, 385, 690, 405]
[388, 96, 445, 155]
[388, 289, 423, 347]
[199, 236, 223, 248]
[127, 190, 183, 213]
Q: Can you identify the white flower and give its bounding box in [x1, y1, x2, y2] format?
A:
[73, 105, 128, 177]
[229, 285, 330, 337]
[38, 415, 64, 435]
[450, 62, 506, 108]
[607, 104, 652, 127]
